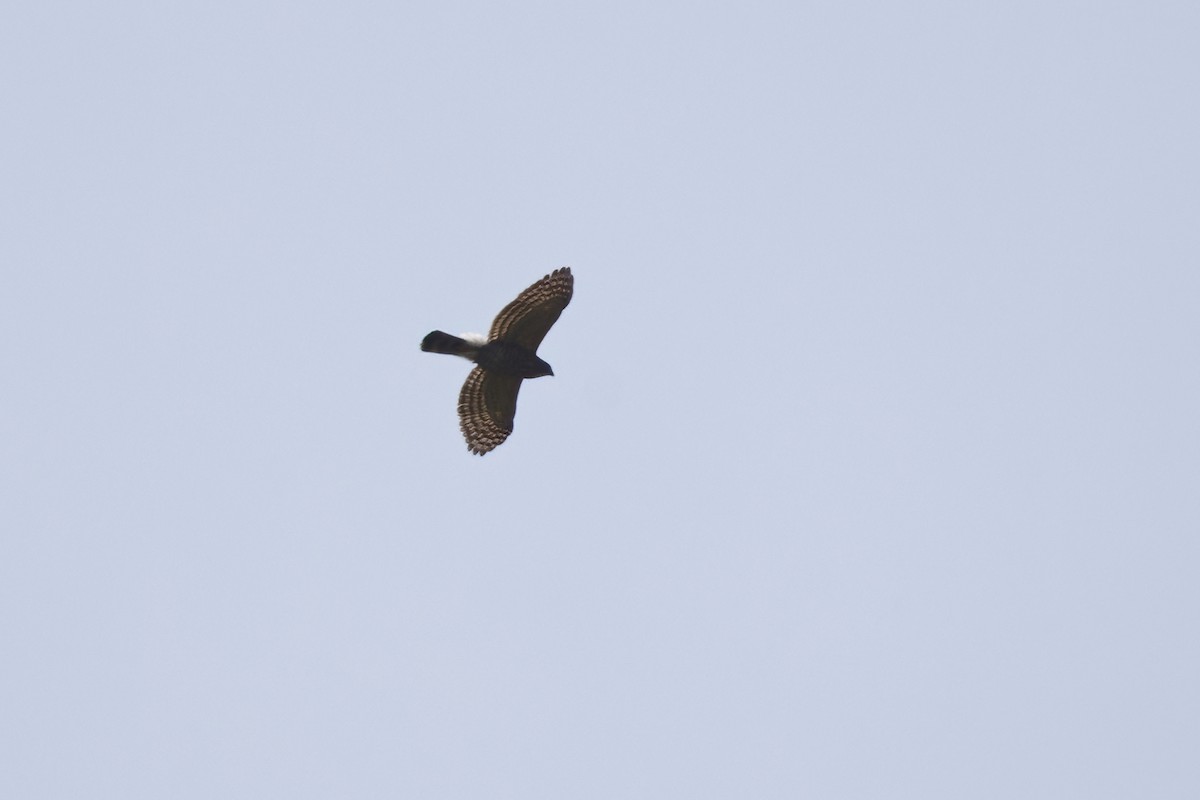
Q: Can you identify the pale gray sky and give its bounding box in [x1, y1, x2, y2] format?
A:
[3, 2, 1198, 798]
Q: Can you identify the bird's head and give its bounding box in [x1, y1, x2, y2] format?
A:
[527, 356, 554, 379]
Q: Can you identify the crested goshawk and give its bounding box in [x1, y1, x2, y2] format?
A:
[420, 267, 573, 455]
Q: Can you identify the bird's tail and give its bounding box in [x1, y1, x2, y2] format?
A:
[421, 330, 481, 360]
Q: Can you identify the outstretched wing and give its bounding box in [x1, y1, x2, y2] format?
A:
[488, 267, 573, 352]
[457, 366, 523, 455]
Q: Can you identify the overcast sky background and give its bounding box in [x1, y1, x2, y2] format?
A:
[3, 2, 1198, 798]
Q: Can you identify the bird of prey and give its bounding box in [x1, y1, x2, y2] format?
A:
[421, 267, 573, 455]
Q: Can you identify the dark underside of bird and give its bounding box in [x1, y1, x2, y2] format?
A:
[421, 332, 552, 378]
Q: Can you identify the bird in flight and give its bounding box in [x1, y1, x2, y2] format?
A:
[421, 267, 574, 455]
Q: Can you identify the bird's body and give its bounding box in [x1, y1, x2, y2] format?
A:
[420, 267, 573, 454]
[420, 332, 554, 378]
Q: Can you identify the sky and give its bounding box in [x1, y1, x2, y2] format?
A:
[2, 1, 1198, 797]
